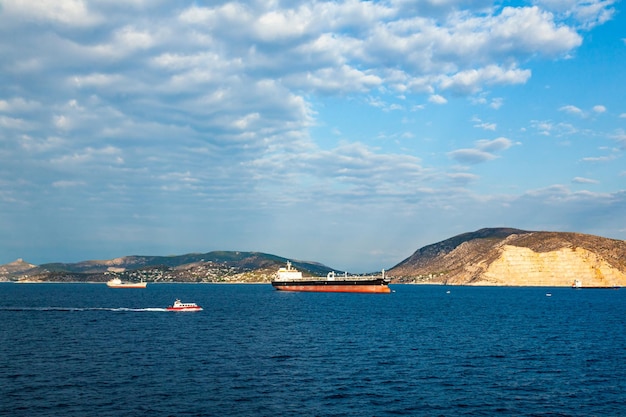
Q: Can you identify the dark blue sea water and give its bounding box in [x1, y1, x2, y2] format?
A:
[0, 283, 624, 416]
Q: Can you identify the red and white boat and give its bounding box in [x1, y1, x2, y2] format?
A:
[166, 299, 203, 312]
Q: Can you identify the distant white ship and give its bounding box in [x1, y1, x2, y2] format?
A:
[106, 278, 147, 288]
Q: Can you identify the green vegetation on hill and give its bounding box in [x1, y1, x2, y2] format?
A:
[0, 251, 337, 283]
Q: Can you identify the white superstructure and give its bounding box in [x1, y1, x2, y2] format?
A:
[274, 261, 304, 281]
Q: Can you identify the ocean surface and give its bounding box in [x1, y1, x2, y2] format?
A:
[0, 283, 624, 417]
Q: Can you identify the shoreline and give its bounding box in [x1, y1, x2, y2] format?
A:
[3, 280, 619, 288]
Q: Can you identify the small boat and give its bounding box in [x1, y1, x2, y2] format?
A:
[271, 261, 391, 293]
[106, 278, 147, 288]
[166, 299, 203, 312]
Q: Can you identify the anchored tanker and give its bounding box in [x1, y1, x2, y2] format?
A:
[271, 261, 391, 293]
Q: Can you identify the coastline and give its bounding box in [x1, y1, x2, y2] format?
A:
[4, 280, 619, 288]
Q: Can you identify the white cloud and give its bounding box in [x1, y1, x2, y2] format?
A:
[429, 94, 448, 104]
[0, 0, 623, 269]
[572, 176, 599, 184]
[288, 65, 383, 93]
[20, 135, 66, 153]
[1, 0, 100, 27]
[476, 137, 513, 152]
[530, 120, 578, 136]
[448, 148, 497, 164]
[0, 115, 30, 130]
[448, 137, 514, 164]
[439, 65, 531, 94]
[534, 0, 617, 30]
[53, 115, 71, 130]
[593, 104, 606, 113]
[581, 155, 617, 162]
[50, 146, 124, 166]
[72, 73, 125, 88]
[476, 122, 497, 131]
[0, 97, 41, 112]
[170, 2, 584, 97]
[112, 26, 156, 51]
[490, 97, 504, 109]
[559, 104, 584, 115]
[447, 172, 480, 185]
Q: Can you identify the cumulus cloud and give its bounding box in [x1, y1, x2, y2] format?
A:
[593, 105, 606, 113]
[448, 137, 514, 164]
[559, 103, 606, 118]
[535, 0, 617, 30]
[1, 0, 101, 27]
[559, 104, 584, 115]
[475, 122, 497, 131]
[530, 120, 578, 136]
[476, 137, 514, 152]
[0, 0, 622, 269]
[429, 94, 448, 104]
[439, 66, 531, 94]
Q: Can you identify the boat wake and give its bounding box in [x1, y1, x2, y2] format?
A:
[0, 307, 169, 312]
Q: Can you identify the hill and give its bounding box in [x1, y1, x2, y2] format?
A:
[0, 252, 337, 283]
[0, 258, 37, 277]
[389, 228, 626, 287]
[3, 228, 625, 286]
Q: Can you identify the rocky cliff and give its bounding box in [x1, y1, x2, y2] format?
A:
[0, 258, 37, 280]
[389, 228, 626, 287]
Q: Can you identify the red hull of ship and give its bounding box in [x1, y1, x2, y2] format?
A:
[273, 284, 391, 293]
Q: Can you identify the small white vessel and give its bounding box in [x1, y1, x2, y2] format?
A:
[106, 278, 147, 288]
[166, 299, 203, 312]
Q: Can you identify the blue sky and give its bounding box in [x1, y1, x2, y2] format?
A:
[1, 0, 624, 272]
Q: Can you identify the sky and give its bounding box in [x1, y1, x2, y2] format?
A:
[1, 0, 625, 272]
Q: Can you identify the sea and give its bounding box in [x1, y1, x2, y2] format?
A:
[0, 283, 624, 417]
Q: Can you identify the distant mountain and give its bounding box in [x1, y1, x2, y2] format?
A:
[389, 228, 626, 287]
[0, 252, 338, 283]
[3, 228, 625, 286]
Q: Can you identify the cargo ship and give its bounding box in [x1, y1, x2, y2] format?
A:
[271, 261, 391, 293]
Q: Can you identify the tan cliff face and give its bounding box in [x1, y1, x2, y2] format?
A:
[474, 246, 626, 287]
[390, 228, 626, 286]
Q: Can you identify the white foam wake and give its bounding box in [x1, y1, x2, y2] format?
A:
[0, 307, 169, 312]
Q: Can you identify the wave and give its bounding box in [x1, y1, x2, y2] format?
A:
[0, 307, 169, 312]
